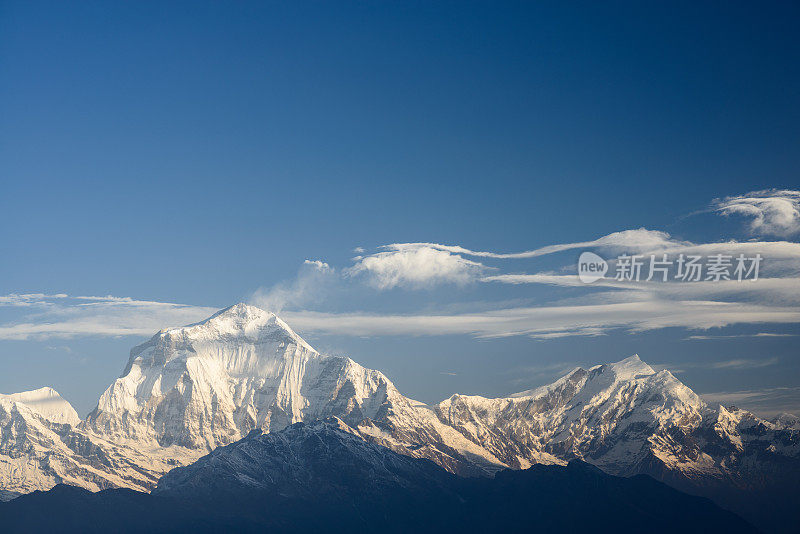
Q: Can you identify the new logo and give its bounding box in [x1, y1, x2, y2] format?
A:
[578, 252, 608, 283]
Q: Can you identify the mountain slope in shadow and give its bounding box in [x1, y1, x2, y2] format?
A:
[0, 418, 756, 534]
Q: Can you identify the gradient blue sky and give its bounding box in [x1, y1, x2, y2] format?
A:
[1, 1, 799, 416]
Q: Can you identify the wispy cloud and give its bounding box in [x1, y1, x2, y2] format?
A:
[713, 189, 800, 237]
[0, 294, 216, 340]
[346, 229, 683, 290]
[250, 259, 337, 312]
[709, 357, 780, 370]
[282, 299, 800, 339]
[653, 357, 780, 375]
[261, 211, 800, 339]
[0, 293, 69, 307]
[483, 274, 800, 306]
[702, 386, 800, 418]
[4, 192, 799, 343]
[381, 229, 683, 260]
[685, 333, 796, 340]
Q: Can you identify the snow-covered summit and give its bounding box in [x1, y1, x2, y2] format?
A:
[508, 355, 656, 399]
[160, 303, 313, 350]
[86, 303, 400, 452]
[0, 387, 80, 426]
[119, 302, 315, 377]
[596, 353, 656, 380]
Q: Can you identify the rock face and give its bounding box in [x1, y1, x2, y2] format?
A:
[0, 303, 797, 529]
[155, 417, 456, 499]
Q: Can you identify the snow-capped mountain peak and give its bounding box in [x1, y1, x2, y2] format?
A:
[86, 304, 401, 453]
[163, 302, 314, 351]
[772, 412, 800, 430]
[0, 387, 80, 426]
[599, 353, 656, 380]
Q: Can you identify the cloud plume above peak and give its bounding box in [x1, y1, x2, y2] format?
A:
[250, 259, 337, 312]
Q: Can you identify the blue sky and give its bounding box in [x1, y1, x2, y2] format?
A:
[1, 1, 799, 416]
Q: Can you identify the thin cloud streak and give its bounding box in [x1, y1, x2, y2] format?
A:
[0, 294, 217, 340]
[685, 333, 796, 340]
[483, 274, 800, 305]
[702, 387, 800, 418]
[383, 228, 683, 260]
[282, 300, 800, 339]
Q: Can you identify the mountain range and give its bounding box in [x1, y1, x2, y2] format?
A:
[0, 417, 756, 533]
[1, 303, 798, 530]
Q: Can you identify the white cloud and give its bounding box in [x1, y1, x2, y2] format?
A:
[481, 273, 589, 286]
[0, 293, 68, 307]
[0, 294, 216, 340]
[282, 299, 800, 339]
[286, 226, 800, 339]
[527, 328, 606, 340]
[384, 229, 683, 260]
[347, 246, 489, 289]
[5, 191, 800, 344]
[302, 259, 331, 271]
[347, 229, 681, 290]
[485, 274, 800, 306]
[713, 189, 800, 237]
[685, 333, 796, 340]
[479, 233, 800, 311]
[250, 260, 337, 312]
